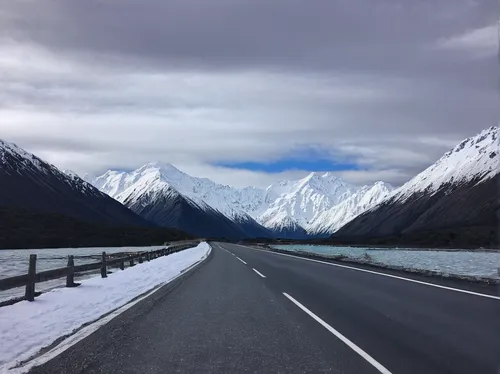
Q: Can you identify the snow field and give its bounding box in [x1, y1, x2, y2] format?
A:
[0, 242, 211, 373]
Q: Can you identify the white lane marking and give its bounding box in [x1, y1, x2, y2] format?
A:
[217, 245, 235, 257]
[283, 293, 392, 374]
[229, 244, 500, 301]
[253, 268, 266, 278]
[237, 257, 247, 265]
[11, 245, 213, 374]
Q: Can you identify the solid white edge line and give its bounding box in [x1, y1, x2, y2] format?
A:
[10, 244, 213, 374]
[252, 268, 266, 278]
[283, 293, 392, 374]
[236, 257, 247, 265]
[230, 244, 500, 301]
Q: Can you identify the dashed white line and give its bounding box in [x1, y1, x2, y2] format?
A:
[252, 268, 266, 278]
[237, 257, 247, 265]
[230, 244, 500, 301]
[283, 293, 392, 374]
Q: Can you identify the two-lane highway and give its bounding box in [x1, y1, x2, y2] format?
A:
[225, 243, 500, 374]
[31, 242, 499, 374]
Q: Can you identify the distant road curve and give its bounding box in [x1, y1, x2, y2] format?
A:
[31, 242, 499, 374]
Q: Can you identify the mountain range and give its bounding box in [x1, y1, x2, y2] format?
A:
[86, 126, 499, 243]
[0, 140, 191, 248]
[87, 163, 393, 239]
[0, 125, 497, 246]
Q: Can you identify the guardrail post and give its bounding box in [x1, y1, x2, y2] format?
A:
[146, 252, 150, 262]
[129, 256, 135, 267]
[101, 252, 107, 278]
[120, 259, 125, 270]
[139, 255, 143, 264]
[66, 255, 77, 287]
[25, 254, 37, 301]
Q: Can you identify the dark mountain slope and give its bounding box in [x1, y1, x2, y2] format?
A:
[0, 206, 192, 249]
[0, 140, 150, 227]
[336, 176, 499, 238]
[123, 185, 253, 239]
[335, 126, 499, 244]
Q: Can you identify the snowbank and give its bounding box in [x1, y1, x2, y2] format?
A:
[0, 242, 211, 372]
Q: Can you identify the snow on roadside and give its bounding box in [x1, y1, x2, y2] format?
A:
[0, 242, 211, 373]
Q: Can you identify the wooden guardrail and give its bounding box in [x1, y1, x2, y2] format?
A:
[0, 243, 198, 303]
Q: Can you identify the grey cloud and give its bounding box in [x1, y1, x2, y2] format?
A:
[1, 0, 496, 72]
[0, 0, 498, 187]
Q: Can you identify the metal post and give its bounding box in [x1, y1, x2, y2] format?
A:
[129, 256, 135, 267]
[25, 254, 37, 301]
[139, 255, 143, 264]
[66, 255, 77, 287]
[120, 259, 125, 270]
[101, 252, 107, 278]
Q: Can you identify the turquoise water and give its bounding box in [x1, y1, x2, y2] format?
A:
[272, 245, 500, 280]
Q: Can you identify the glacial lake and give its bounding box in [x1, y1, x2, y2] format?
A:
[272, 245, 500, 280]
[0, 245, 166, 302]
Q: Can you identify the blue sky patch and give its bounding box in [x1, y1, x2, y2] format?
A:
[216, 158, 359, 173]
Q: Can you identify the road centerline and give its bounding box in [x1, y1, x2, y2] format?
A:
[237, 257, 247, 265]
[253, 268, 266, 278]
[283, 292, 392, 374]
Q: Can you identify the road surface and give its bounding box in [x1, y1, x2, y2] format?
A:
[31, 242, 500, 374]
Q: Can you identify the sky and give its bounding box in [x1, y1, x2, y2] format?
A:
[0, 0, 498, 188]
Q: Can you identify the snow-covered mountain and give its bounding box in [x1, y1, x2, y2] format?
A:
[262, 172, 356, 227]
[391, 126, 499, 202]
[309, 181, 393, 236]
[336, 126, 499, 238]
[91, 162, 266, 222]
[88, 162, 271, 239]
[88, 163, 391, 238]
[255, 172, 391, 236]
[0, 139, 150, 227]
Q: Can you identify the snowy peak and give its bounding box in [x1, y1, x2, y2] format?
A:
[88, 163, 268, 222]
[262, 172, 357, 228]
[136, 162, 187, 181]
[0, 140, 101, 197]
[293, 171, 351, 193]
[89, 161, 393, 237]
[0, 139, 46, 173]
[393, 126, 499, 202]
[0, 139, 149, 227]
[309, 181, 394, 235]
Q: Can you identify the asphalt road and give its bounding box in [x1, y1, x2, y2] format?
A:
[31, 242, 500, 374]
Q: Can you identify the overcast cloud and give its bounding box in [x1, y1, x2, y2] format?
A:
[0, 0, 498, 188]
